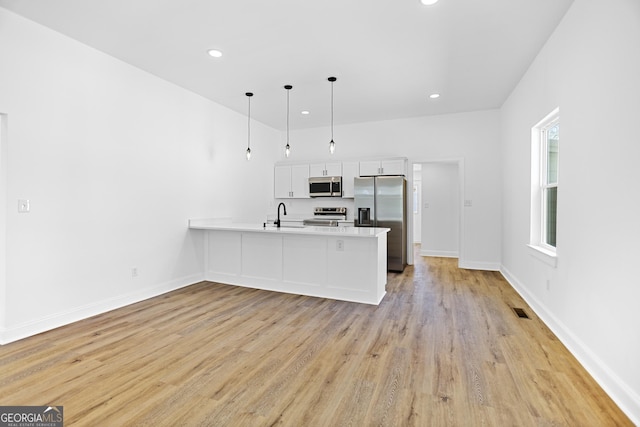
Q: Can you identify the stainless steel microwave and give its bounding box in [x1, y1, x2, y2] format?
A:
[309, 176, 342, 197]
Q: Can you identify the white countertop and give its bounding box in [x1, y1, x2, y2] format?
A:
[189, 219, 389, 238]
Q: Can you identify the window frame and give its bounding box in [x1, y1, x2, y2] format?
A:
[530, 108, 559, 262]
[540, 117, 559, 251]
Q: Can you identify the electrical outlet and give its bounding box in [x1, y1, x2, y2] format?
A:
[336, 240, 344, 251]
[131, 267, 138, 278]
[546, 279, 550, 291]
[18, 199, 30, 213]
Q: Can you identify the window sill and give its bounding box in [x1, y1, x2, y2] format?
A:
[527, 244, 557, 268]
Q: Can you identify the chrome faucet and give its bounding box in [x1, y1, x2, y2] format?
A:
[275, 202, 287, 228]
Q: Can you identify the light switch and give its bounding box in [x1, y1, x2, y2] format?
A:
[18, 199, 30, 213]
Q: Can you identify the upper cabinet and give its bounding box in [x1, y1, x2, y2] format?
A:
[274, 158, 406, 199]
[309, 162, 342, 177]
[341, 161, 359, 198]
[274, 164, 310, 198]
[359, 158, 407, 176]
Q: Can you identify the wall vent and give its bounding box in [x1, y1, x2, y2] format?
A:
[512, 307, 530, 319]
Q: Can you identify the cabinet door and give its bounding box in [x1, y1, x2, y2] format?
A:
[309, 163, 326, 178]
[290, 164, 310, 198]
[341, 161, 359, 198]
[274, 166, 292, 198]
[359, 160, 381, 176]
[380, 159, 406, 176]
[325, 162, 342, 176]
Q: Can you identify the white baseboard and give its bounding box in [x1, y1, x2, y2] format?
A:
[459, 260, 501, 271]
[419, 249, 458, 258]
[500, 265, 640, 425]
[418, 250, 501, 272]
[0, 272, 204, 345]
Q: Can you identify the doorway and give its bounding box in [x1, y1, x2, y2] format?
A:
[412, 159, 464, 265]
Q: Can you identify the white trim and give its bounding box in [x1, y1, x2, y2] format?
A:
[0, 113, 7, 335]
[419, 249, 458, 258]
[531, 107, 559, 253]
[500, 265, 640, 425]
[527, 244, 558, 268]
[406, 171, 414, 265]
[0, 273, 204, 345]
[459, 260, 501, 271]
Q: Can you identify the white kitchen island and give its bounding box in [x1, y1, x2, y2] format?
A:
[189, 220, 390, 305]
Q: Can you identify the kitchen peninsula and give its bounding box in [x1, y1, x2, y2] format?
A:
[188, 220, 389, 305]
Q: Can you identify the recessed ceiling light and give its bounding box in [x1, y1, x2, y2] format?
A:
[429, 93, 440, 99]
[420, 0, 439, 5]
[301, 110, 310, 115]
[207, 49, 222, 58]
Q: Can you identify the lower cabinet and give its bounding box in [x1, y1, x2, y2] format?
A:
[204, 229, 387, 305]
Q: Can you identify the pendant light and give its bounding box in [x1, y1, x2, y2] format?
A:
[245, 92, 253, 160]
[284, 85, 292, 157]
[328, 77, 337, 154]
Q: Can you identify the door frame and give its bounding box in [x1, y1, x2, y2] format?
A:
[0, 113, 8, 337]
[409, 157, 465, 268]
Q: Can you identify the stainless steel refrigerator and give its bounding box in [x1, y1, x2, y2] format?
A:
[354, 176, 407, 272]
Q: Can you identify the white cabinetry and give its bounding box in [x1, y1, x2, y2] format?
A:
[194, 225, 389, 305]
[309, 162, 342, 177]
[274, 158, 406, 199]
[274, 164, 309, 198]
[274, 166, 291, 198]
[341, 161, 359, 198]
[359, 158, 406, 176]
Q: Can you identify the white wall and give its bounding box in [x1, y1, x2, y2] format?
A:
[2, 1, 636, 421]
[500, 0, 640, 422]
[420, 162, 459, 257]
[0, 8, 279, 343]
[285, 110, 502, 270]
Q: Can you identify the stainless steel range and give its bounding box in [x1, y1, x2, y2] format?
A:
[303, 207, 347, 227]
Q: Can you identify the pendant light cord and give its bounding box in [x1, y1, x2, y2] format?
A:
[286, 89, 290, 145]
[330, 80, 334, 140]
[247, 95, 251, 150]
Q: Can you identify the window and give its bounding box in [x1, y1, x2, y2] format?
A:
[530, 108, 559, 257]
[542, 122, 559, 247]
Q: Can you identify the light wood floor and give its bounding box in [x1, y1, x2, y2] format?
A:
[0, 250, 632, 426]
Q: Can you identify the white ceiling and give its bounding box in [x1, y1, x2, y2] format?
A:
[0, 0, 574, 130]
